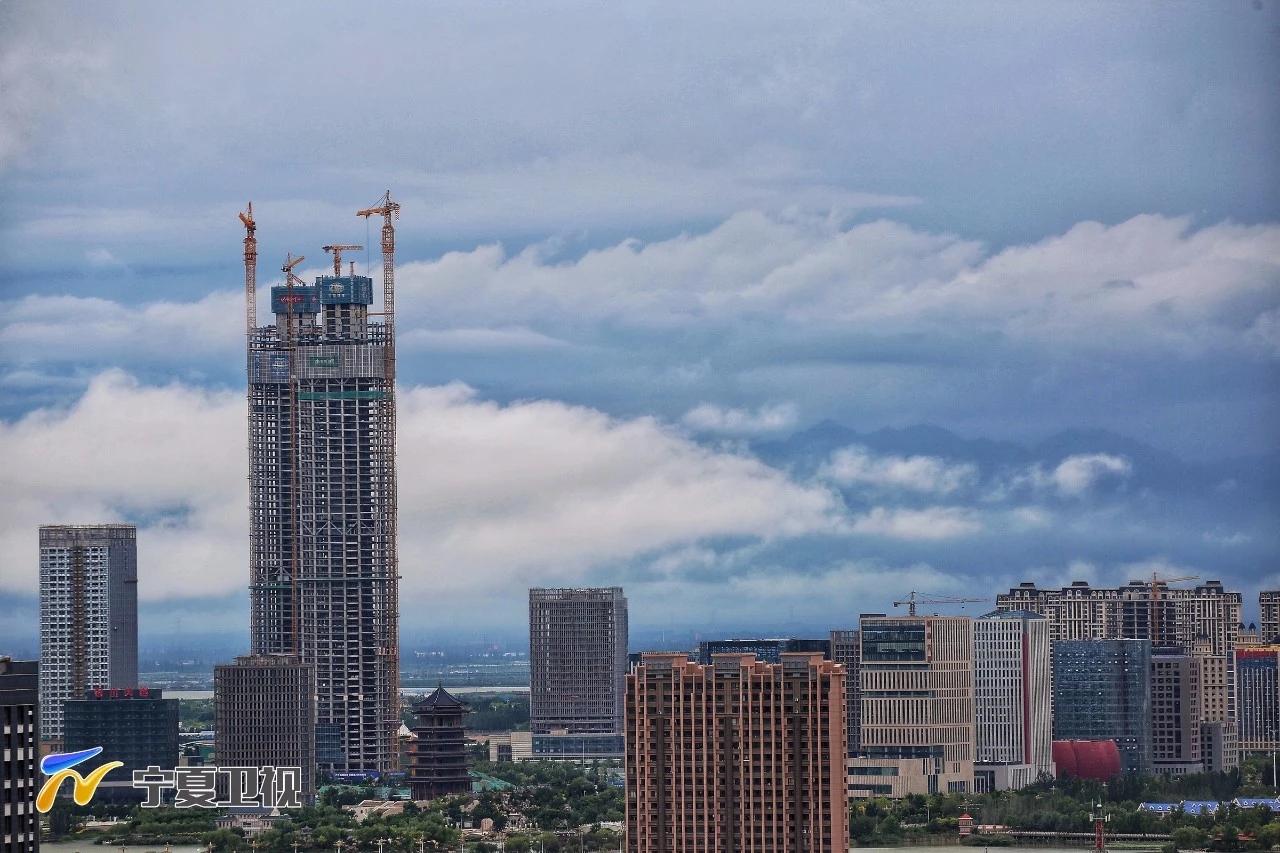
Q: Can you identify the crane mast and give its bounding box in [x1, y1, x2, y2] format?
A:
[356, 190, 400, 767]
[356, 190, 400, 366]
[239, 203, 257, 337]
[281, 252, 305, 656]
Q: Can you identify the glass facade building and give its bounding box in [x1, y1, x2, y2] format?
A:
[62, 689, 179, 803]
[1052, 639, 1152, 776]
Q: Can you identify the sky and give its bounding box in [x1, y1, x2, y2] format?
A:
[1, 1, 1278, 652]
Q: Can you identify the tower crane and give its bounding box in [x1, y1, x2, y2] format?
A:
[322, 244, 363, 277]
[239, 203, 257, 337]
[281, 253, 306, 285]
[356, 191, 400, 344]
[893, 590, 989, 617]
[1145, 570, 1199, 646]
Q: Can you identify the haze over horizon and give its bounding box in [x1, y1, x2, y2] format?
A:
[1, 2, 1277, 651]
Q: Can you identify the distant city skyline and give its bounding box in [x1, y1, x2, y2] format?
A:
[1, 3, 1277, 640]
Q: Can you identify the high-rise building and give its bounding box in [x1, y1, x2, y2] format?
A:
[997, 580, 1241, 654]
[407, 686, 470, 800]
[242, 198, 400, 774]
[213, 655, 316, 803]
[1236, 646, 1280, 755]
[63, 688, 179, 803]
[1260, 592, 1280, 645]
[1, 657, 39, 853]
[695, 637, 830, 664]
[830, 629, 861, 757]
[1150, 648, 1202, 775]
[626, 652, 847, 852]
[1052, 639, 1152, 776]
[1191, 637, 1239, 772]
[973, 611, 1054, 791]
[38, 525, 138, 741]
[850, 615, 975, 797]
[529, 587, 628, 735]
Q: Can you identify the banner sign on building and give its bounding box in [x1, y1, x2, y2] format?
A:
[270, 286, 321, 314]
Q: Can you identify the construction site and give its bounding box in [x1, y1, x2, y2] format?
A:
[240, 193, 401, 775]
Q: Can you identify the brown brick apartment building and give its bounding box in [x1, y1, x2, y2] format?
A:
[625, 651, 847, 853]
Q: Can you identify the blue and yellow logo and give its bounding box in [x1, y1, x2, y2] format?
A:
[36, 747, 123, 812]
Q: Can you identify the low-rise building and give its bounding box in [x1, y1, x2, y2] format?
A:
[487, 731, 533, 762]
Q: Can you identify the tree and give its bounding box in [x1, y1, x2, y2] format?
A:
[1173, 826, 1208, 850]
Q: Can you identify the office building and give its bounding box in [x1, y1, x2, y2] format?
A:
[213, 655, 315, 803]
[626, 652, 847, 852]
[529, 587, 628, 735]
[1236, 646, 1280, 755]
[1052, 639, 1152, 776]
[850, 615, 975, 797]
[973, 611, 1054, 791]
[830, 629, 861, 757]
[408, 686, 470, 800]
[38, 524, 138, 740]
[63, 688, 178, 803]
[1150, 648, 1202, 775]
[242, 198, 400, 774]
[1, 658, 38, 853]
[1261, 592, 1280, 645]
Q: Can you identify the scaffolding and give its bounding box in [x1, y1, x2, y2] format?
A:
[244, 197, 400, 774]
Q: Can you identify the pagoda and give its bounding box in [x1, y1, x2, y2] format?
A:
[408, 684, 471, 800]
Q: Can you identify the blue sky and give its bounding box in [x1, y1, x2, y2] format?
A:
[1, 1, 1277, 648]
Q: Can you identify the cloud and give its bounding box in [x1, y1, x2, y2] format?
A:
[0, 370, 246, 600]
[4, 2, 1276, 259]
[384, 212, 1280, 358]
[84, 248, 123, 267]
[1050, 453, 1133, 496]
[397, 383, 842, 594]
[680, 402, 798, 435]
[819, 445, 977, 494]
[0, 7, 107, 170]
[17, 210, 1274, 371]
[0, 372, 845, 611]
[399, 326, 572, 353]
[989, 453, 1134, 501]
[850, 506, 981, 540]
[1, 292, 241, 365]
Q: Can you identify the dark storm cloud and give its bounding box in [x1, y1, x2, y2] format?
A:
[0, 2, 1276, 635]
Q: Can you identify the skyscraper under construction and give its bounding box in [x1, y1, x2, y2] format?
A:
[240, 194, 400, 774]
